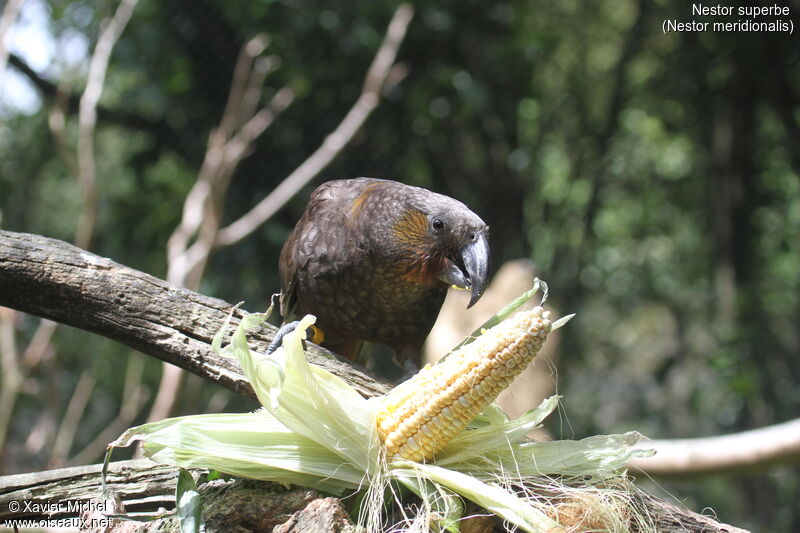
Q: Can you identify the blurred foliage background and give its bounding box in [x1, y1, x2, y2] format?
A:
[1, 0, 799, 530]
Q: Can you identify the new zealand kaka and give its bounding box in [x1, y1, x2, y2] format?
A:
[276, 178, 490, 369]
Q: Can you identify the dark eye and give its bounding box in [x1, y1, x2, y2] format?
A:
[432, 217, 445, 232]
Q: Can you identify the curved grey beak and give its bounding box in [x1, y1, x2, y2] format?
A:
[439, 231, 490, 309]
[462, 231, 490, 308]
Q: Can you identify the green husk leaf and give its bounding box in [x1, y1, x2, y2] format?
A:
[514, 432, 654, 477]
[455, 432, 653, 481]
[231, 314, 379, 474]
[109, 411, 363, 495]
[393, 474, 464, 533]
[211, 305, 237, 355]
[551, 313, 575, 330]
[431, 396, 560, 467]
[176, 468, 204, 533]
[467, 403, 511, 427]
[393, 462, 560, 533]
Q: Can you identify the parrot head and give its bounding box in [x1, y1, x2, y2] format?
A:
[378, 184, 490, 309]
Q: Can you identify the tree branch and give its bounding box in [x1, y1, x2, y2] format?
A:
[0, 230, 389, 400]
[49, 370, 95, 468]
[0, 0, 23, 84]
[6, 53, 193, 162]
[215, 3, 415, 247]
[69, 356, 149, 466]
[629, 418, 800, 475]
[76, 0, 140, 251]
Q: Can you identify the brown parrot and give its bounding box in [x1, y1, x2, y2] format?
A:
[273, 177, 490, 370]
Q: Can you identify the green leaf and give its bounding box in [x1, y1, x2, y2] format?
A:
[551, 313, 575, 330]
[393, 462, 560, 533]
[176, 468, 204, 533]
[101, 447, 113, 497]
[431, 396, 560, 467]
[395, 473, 464, 532]
[231, 314, 380, 475]
[461, 431, 653, 481]
[109, 411, 364, 495]
[211, 304, 239, 355]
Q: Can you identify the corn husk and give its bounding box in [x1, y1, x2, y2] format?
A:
[108, 286, 654, 532]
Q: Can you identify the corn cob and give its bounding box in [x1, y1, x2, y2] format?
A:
[377, 306, 552, 462]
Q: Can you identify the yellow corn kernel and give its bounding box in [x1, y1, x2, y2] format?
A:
[377, 306, 552, 462]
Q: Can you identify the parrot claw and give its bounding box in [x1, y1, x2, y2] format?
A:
[266, 321, 302, 354]
[266, 321, 325, 354]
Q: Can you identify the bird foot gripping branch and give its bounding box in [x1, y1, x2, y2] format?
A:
[265, 320, 324, 355]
